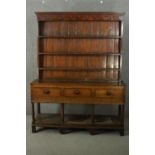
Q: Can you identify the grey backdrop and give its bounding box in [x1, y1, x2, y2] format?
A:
[26, 0, 129, 115]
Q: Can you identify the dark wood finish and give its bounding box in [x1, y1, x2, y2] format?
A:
[31, 103, 36, 133]
[119, 105, 125, 136]
[31, 103, 35, 123]
[37, 103, 41, 114]
[31, 12, 126, 135]
[61, 103, 64, 123]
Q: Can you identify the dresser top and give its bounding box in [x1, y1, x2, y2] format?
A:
[36, 12, 125, 15]
[36, 12, 125, 21]
[31, 79, 125, 87]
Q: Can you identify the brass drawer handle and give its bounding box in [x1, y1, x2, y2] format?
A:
[74, 89, 80, 95]
[106, 91, 113, 96]
[43, 89, 50, 94]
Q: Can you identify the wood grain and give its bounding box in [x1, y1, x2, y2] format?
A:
[31, 12, 125, 135]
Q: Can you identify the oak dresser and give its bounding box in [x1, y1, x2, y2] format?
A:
[31, 12, 126, 136]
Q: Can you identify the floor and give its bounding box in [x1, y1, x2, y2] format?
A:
[26, 115, 129, 155]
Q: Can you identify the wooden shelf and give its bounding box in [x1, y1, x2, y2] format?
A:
[35, 79, 120, 83]
[38, 52, 121, 56]
[39, 36, 122, 39]
[39, 67, 120, 72]
[34, 114, 121, 128]
[33, 79, 123, 84]
[35, 114, 61, 125]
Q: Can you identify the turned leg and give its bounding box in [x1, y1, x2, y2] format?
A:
[61, 103, 64, 123]
[59, 103, 65, 134]
[89, 104, 96, 135]
[32, 102, 36, 133]
[118, 105, 121, 118]
[119, 105, 125, 136]
[37, 103, 41, 114]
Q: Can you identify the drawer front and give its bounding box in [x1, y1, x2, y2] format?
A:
[64, 88, 91, 97]
[32, 87, 61, 100]
[95, 88, 124, 98]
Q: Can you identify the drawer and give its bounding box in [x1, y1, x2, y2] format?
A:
[95, 88, 124, 98]
[64, 88, 91, 97]
[31, 87, 61, 100]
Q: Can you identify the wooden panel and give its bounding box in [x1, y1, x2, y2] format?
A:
[41, 71, 87, 80]
[40, 38, 119, 53]
[39, 70, 119, 81]
[41, 71, 66, 79]
[41, 56, 86, 68]
[39, 21, 119, 37]
[87, 55, 119, 69]
[87, 70, 119, 81]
